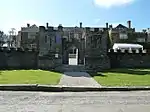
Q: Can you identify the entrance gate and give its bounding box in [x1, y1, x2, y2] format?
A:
[69, 48, 78, 65]
[62, 37, 85, 66]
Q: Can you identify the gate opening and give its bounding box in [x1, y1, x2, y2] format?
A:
[69, 48, 78, 65]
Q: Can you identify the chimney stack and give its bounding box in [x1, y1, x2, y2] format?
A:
[127, 20, 131, 29]
[106, 23, 109, 29]
[58, 24, 63, 31]
[39, 26, 46, 32]
[46, 23, 49, 28]
[109, 24, 113, 29]
[27, 24, 30, 27]
[80, 22, 82, 28]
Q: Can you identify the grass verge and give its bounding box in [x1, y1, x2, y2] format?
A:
[92, 69, 150, 86]
[0, 70, 62, 85]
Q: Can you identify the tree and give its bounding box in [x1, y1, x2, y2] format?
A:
[0, 30, 5, 47]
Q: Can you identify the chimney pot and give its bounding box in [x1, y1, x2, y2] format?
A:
[109, 25, 113, 29]
[127, 20, 131, 28]
[80, 22, 82, 28]
[46, 23, 49, 28]
[106, 23, 109, 29]
[27, 24, 30, 27]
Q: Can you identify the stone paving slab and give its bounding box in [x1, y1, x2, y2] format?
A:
[58, 72, 101, 87]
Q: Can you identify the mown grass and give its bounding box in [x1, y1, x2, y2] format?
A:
[0, 70, 62, 85]
[92, 69, 150, 86]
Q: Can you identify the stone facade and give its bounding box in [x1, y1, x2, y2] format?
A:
[38, 24, 63, 69]
[38, 22, 111, 71]
[108, 21, 148, 47]
[147, 28, 150, 42]
[84, 27, 110, 71]
[38, 23, 84, 65]
[38, 24, 112, 71]
[62, 26, 84, 64]
[37, 21, 150, 71]
[19, 24, 39, 50]
[16, 31, 21, 48]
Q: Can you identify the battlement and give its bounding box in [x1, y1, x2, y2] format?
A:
[108, 48, 150, 69]
[108, 49, 147, 54]
[0, 47, 38, 53]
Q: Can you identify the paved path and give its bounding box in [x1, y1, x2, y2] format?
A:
[1, 91, 150, 112]
[58, 72, 101, 87]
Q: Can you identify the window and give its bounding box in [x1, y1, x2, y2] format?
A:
[137, 38, 145, 42]
[45, 36, 47, 43]
[30, 44, 36, 48]
[119, 33, 128, 39]
[50, 38, 52, 48]
[28, 32, 37, 39]
[74, 33, 79, 38]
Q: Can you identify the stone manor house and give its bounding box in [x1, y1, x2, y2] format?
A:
[14, 20, 150, 71]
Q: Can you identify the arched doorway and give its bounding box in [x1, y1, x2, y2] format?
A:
[62, 37, 85, 65]
[68, 46, 78, 65]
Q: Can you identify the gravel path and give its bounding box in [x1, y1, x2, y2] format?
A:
[58, 72, 101, 87]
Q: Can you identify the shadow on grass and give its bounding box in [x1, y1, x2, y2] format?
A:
[88, 71, 107, 77]
[88, 68, 150, 77]
[0, 71, 2, 75]
[102, 68, 150, 75]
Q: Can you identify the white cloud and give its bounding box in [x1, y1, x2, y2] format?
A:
[94, 0, 135, 8]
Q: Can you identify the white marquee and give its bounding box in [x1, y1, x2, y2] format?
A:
[113, 43, 143, 50]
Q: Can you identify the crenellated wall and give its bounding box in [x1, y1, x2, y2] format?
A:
[0, 47, 38, 69]
[0, 47, 150, 71]
[0, 47, 62, 70]
[108, 49, 150, 68]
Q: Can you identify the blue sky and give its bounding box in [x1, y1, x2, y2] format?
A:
[0, 0, 149, 33]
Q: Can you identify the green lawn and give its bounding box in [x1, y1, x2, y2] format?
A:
[92, 69, 150, 86]
[0, 70, 62, 85]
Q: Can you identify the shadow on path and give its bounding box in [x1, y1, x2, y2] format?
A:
[63, 72, 91, 77]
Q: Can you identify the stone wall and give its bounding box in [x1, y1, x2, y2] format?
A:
[1, 48, 150, 71]
[0, 48, 38, 69]
[85, 54, 110, 71]
[108, 49, 150, 68]
[0, 47, 62, 70]
[38, 55, 62, 70]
